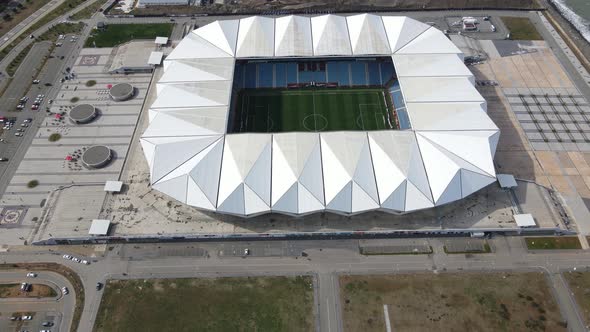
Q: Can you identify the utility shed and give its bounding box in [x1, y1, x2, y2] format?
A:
[89, 219, 111, 236]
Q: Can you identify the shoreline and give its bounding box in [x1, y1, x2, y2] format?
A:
[544, 0, 590, 58]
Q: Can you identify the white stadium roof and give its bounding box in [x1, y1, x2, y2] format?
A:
[140, 14, 500, 217]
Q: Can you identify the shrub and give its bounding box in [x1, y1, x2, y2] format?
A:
[27, 180, 39, 188]
[48, 133, 61, 142]
[85, 80, 96, 87]
[70, 97, 79, 103]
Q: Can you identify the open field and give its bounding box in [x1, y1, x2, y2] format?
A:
[501, 17, 543, 40]
[0, 283, 57, 298]
[525, 237, 582, 250]
[85, 23, 173, 47]
[340, 273, 566, 332]
[230, 87, 393, 133]
[563, 271, 590, 327]
[93, 276, 315, 332]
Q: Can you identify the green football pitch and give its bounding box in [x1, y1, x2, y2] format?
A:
[230, 87, 396, 133]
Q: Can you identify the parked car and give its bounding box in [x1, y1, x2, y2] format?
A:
[21, 315, 32, 320]
[63, 254, 72, 259]
[61, 286, 69, 295]
[0, 158, 8, 162]
[72, 257, 81, 263]
[32, 80, 40, 84]
[14, 132, 23, 137]
[96, 282, 103, 290]
[81, 259, 89, 265]
[42, 321, 54, 327]
[20, 282, 30, 291]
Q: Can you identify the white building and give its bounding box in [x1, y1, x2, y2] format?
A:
[140, 14, 500, 217]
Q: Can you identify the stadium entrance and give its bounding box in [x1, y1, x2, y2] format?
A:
[227, 57, 409, 133]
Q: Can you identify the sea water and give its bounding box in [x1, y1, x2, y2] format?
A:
[550, 0, 590, 43]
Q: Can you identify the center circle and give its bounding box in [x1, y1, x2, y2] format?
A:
[303, 114, 328, 131]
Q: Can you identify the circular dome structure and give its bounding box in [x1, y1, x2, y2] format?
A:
[140, 14, 499, 217]
[68, 104, 97, 124]
[81, 145, 112, 169]
[109, 83, 134, 101]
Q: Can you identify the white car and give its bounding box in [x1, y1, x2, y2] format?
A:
[21, 315, 32, 320]
[14, 132, 22, 137]
[26, 272, 37, 277]
[61, 286, 69, 295]
[63, 254, 72, 259]
[81, 259, 89, 265]
[72, 257, 81, 263]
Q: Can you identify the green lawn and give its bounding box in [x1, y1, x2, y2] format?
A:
[93, 276, 315, 332]
[501, 17, 543, 40]
[230, 87, 394, 133]
[85, 23, 174, 47]
[525, 236, 582, 250]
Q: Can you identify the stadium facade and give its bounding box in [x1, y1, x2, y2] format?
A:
[140, 14, 500, 217]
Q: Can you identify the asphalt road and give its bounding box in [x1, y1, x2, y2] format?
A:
[0, 0, 64, 49]
[1, 237, 588, 332]
[0, 33, 82, 203]
[0, 270, 73, 332]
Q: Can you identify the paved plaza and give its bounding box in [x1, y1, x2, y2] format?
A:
[0, 47, 152, 245]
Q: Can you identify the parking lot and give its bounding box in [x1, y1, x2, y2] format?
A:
[0, 311, 61, 332]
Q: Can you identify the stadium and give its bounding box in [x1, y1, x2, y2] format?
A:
[140, 14, 500, 217]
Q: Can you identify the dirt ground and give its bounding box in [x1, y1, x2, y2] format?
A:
[340, 272, 566, 332]
[563, 271, 590, 327]
[125, 0, 540, 15]
[0, 283, 56, 298]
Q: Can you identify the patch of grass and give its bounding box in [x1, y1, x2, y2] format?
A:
[501, 17, 543, 40]
[231, 87, 395, 133]
[525, 237, 582, 250]
[86, 80, 97, 87]
[27, 180, 39, 188]
[0, 283, 57, 298]
[340, 273, 566, 332]
[69, 0, 108, 20]
[48, 133, 61, 142]
[70, 96, 79, 103]
[85, 23, 173, 47]
[563, 271, 590, 327]
[93, 276, 314, 332]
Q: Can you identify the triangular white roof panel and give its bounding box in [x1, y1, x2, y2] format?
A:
[194, 19, 239, 56]
[311, 14, 352, 56]
[346, 13, 391, 55]
[153, 81, 231, 109]
[396, 26, 461, 55]
[461, 169, 495, 198]
[159, 58, 235, 83]
[399, 77, 484, 104]
[393, 54, 473, 78]
[236, 16, 275, 58]
[382, 16, 430, 52]
[167, 33, 233, 60]
[275, 15, 313, 57]
[407, 102, 497, 131]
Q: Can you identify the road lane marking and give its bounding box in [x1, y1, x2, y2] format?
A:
[384, 304, 392, 332]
